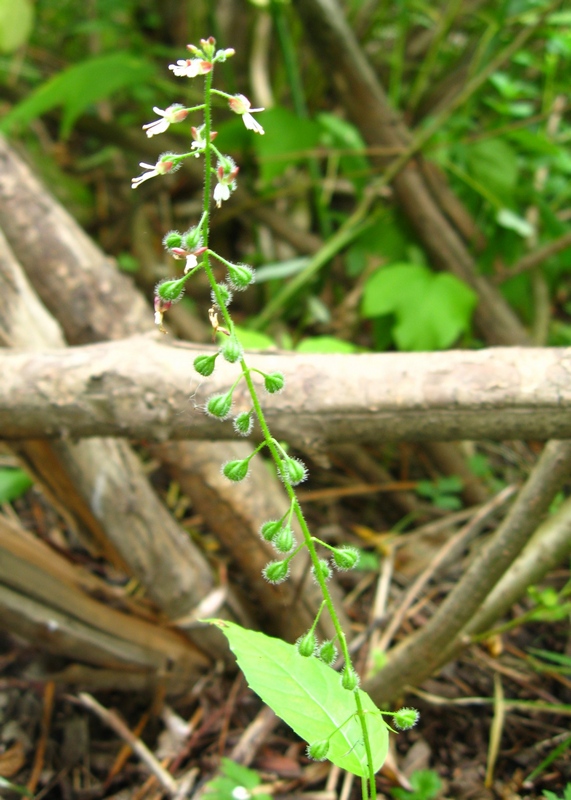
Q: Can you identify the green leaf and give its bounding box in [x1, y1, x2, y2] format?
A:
[362, 264, 477, 351]
[296, 336, 358, 354]
[0, 777, 33, 797]
[317, 112, 370, 193]
[0, 0, 34, 54]
[465, 139, 518, 204]
[392, 768, 442, 800]
[254, 107, 322, 185]
[0, 53, 155, 138]
[255, 257, 311, 283]
[232, 325, 276, 350]
[203, 758, 273, 800]
[0, 468, 33, 504]
[208, 620, 389, 777]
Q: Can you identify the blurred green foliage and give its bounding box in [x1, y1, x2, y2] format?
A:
[1, 0, 570, 351]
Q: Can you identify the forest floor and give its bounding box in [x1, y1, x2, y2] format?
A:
[1, 442, 569, 800]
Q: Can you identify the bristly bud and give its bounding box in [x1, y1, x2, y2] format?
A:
[312, 559, 331, 583]
[206, 391, 233, 419]
[259, 519, 282, 542]
[307, 739, 329, 761]
[297, 630, 317, 658]
[221, 334, 243, 364]
[194, 353, 218, 377]
[222, 458, 250, 482]
[233, 411, 254, 437]
[155, 276, 186, 303]
[264, 372, 285, 394]
[183, 226, 203, 251]
[318, 640, 338, 666]
[227, 262, 255, 291]
[341, 666, 360, 692]
[163, 230, 183, 249]
[273, 525, 295, 554]
[212, 283, 233, 308]
[332, 546, 360, 571]
[263, 560, 290, 584]
[279, 456, 308, 486]
[393, 707, 420, 731]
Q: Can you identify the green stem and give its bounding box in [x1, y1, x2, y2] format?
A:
[201, 60, 376, 800]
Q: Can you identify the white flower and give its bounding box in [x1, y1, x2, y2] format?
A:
[131, 154, 179, 189]
[214, 182, 231, 207]
[213, 158, 239, 207]
[184, 254, 198, 273]
[168, 59, 212, 78]
[131, 162, 161, 188]
[228, 94, 265, 135]
[142, 105, 188, 138]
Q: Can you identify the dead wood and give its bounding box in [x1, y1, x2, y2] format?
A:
[0, 514, 208, 692]
[0, 136, 335, 643]
[0, 227, 243, 663]
[1, 336, 571, 444]
[364, 439, 571, 705]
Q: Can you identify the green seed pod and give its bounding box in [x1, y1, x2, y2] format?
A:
[206, 392, 233, 419]
[279, 456, 308, 486]
[332, 546, 360, 571]
[221, 335, 243, 364]
[183, 225, 202, 250]
[227, 262, 255, 291]
[312, 559, 331, 583]
[274, 525, 295, 554]
[263, 560, 290, 584]
[341, 667, 359, 692]
[393, 707, 420, 731]
[162, 230, 183, 249]
[194, 353, 218, 376]
[156, 276, 186, 303]
[213, 283, 233, 308]
[222, 459, 250, 482]
[264, 372, 285, 394]
[259, 519, 282, 542]
[297, 630, 317, 658]
[318, 640, 338, 666]
[233, 411, 254, 437]
[307, 739, 330, 761]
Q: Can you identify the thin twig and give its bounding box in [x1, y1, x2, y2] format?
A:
[376, 485, 517, 652]
[77, 692, 178, 796]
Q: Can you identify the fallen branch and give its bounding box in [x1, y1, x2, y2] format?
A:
[1, 337, 571, 444]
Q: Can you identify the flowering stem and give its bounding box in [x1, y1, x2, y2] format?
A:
[145, 45, 379, 798]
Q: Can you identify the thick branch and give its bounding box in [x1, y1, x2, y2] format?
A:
[2, 337, 571, 444]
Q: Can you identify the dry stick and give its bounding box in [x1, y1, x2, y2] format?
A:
[494, 230, 571, 284]
[376, 485, 517, 653]
[485, 674, 505, 790]
[230, 705, 278, 766]
[446, 493, 571, 651]
[27, 680, 55, 794]
[364, 440, 571, 706]
[77, 692, 178, 797]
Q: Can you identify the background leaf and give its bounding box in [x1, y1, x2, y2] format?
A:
[0, 53, 155, 138]
[362, 264, 477, 350]
[0, 0, 34, 54]
[0, 469, 33, 504]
